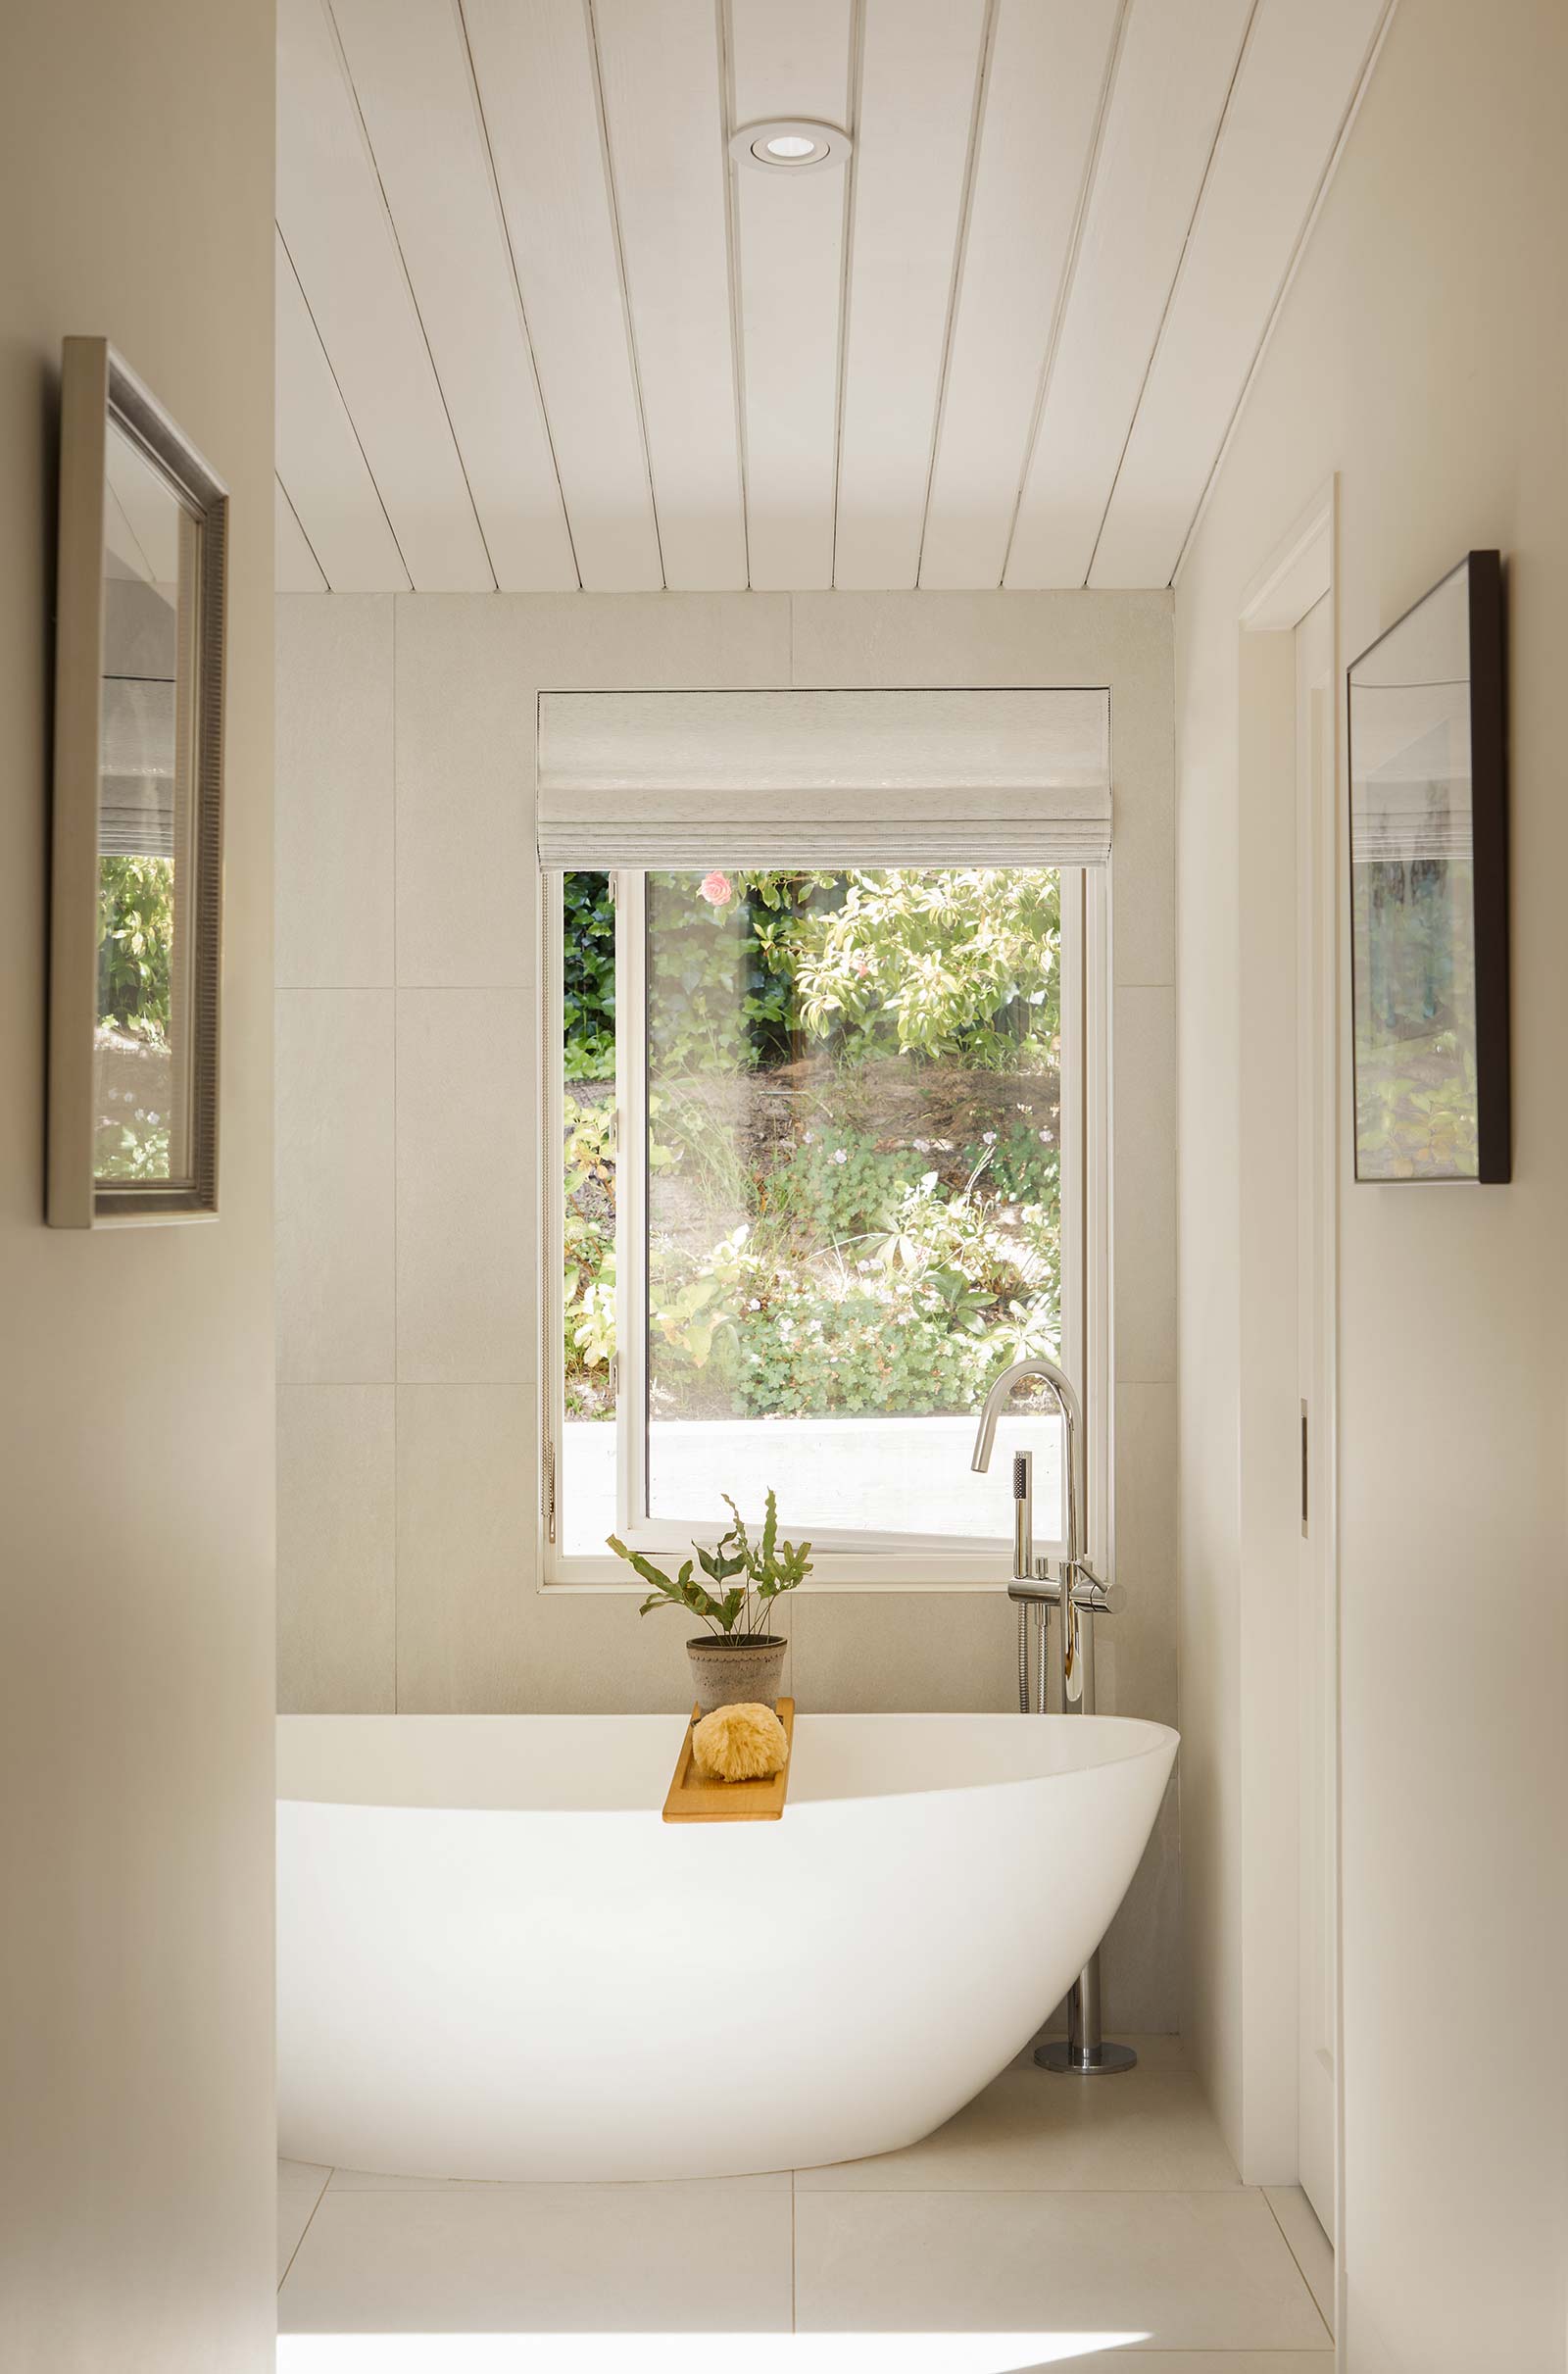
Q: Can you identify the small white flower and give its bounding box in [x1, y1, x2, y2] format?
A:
[134, 1109, 147, 1122]
[832, 1148, 848, 1164]
[748, 1297, 760, 1311]
[983, 1131, 997, 1145]
[1039, 1128, 1051, 1143]
[147, 1113, 161, 1125]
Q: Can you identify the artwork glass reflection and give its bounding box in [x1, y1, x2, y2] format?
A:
[94, 425, 203, 1188]
[1348, 553, 1507, 1182]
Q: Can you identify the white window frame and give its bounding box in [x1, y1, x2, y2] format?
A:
[541, 866, 1109, 1591]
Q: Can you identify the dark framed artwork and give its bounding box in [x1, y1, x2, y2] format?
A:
[1347, 551, 1508, 1182]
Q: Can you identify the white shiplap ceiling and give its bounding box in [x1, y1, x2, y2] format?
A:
[275, 0, 1392, 595]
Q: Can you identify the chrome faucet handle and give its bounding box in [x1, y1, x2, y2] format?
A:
[1070, 1562, 1125, 1615]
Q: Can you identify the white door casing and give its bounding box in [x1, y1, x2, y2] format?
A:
[1234, 484, 1341, 2290]
[1295, 590, 1339, 2241]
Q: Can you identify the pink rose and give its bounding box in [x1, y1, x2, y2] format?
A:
[699, 870, 733, 907]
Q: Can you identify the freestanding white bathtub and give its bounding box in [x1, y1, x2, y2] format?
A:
[277, 1710, 1177, 2182]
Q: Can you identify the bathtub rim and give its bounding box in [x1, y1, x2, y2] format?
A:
[276, 1707, 1179, 1818]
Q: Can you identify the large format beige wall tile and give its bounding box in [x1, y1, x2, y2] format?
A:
[276, 991, 396, 1383]
[791, 1587, 1017, 1715]
[513, 589, 792, 694]
[787, 587, 1167, 689]
[396, 1386, 534, 1710]
[1104, 1381, 1178, 1723]
[276, 595, 393, 990]
[395, 990, 534, 1383]
[278, 1386, 395, 1713]
[1112, 985, 1178, 1383]
[394, 600, 533, 990]
[396, 1383, 796, 1714]
[518, 1583, 795, 1715]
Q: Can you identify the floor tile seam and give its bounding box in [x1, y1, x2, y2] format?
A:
[278, 2164, 335, 2294]
[1259, 2188, 1336, 2348]
[319, 2176, 793, 2194]
[794, 2182, 1271, 2200]
[794, 2183, 1248, 2196]
[321, 2179, 1267, 2201]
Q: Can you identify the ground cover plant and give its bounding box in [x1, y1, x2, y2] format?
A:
[563, 866, 1062, 1426]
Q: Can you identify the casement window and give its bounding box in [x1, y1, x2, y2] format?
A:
[537, 691, 1110, 1588]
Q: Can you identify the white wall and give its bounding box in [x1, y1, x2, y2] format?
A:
[0, 8, 276, 2369]
[1175, 3, 1568, 2365]
[275, 586, 1181, 2027]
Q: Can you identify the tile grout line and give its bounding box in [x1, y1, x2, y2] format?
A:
[1261, 2186, 1336, 2348]
[789, 2166, 796, 2332]
[390, 597, 399, 1714]
[789, 2181, 1259, 2197]
[277, 2163, 334, 2295]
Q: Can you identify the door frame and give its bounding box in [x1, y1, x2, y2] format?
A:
[1237, 477, 1345, 2336]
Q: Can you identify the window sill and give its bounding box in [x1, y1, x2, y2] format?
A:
[539, 1556, 1062, 1596]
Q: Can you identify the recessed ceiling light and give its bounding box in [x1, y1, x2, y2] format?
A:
[729, 119, 851, 174]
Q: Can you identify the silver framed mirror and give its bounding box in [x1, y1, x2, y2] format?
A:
[48, 338, 227, 1225]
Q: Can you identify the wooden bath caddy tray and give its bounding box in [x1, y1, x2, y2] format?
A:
[662, 1699, 795, 1823]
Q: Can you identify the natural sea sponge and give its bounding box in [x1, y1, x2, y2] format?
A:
[691, 1701, 790, 1783]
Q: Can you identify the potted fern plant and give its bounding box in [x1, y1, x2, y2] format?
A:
[608, 1489, 810, 1715]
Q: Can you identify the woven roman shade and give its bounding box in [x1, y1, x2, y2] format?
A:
[535, 687, 1111, 868]
[99, 677, 176, 858]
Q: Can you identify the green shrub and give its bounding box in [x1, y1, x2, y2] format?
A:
[97, 856, 173, 1039]
[562, 866, 1065, 1425]
[563, 871, 615, 1080]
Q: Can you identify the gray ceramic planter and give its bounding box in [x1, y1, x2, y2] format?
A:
[686, 1635, 786, 1717]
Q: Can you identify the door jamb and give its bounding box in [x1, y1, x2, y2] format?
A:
[1238, 476, 1344, 2349]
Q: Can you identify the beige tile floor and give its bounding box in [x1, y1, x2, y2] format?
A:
[277, 2034, 1334, 2366]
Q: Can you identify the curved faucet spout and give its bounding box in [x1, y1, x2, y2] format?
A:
[970, 1354, 1086, 1579]
[970, 1354, 1083, 1473]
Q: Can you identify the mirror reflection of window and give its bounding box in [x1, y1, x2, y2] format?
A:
[94, 427, 202, 1189]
